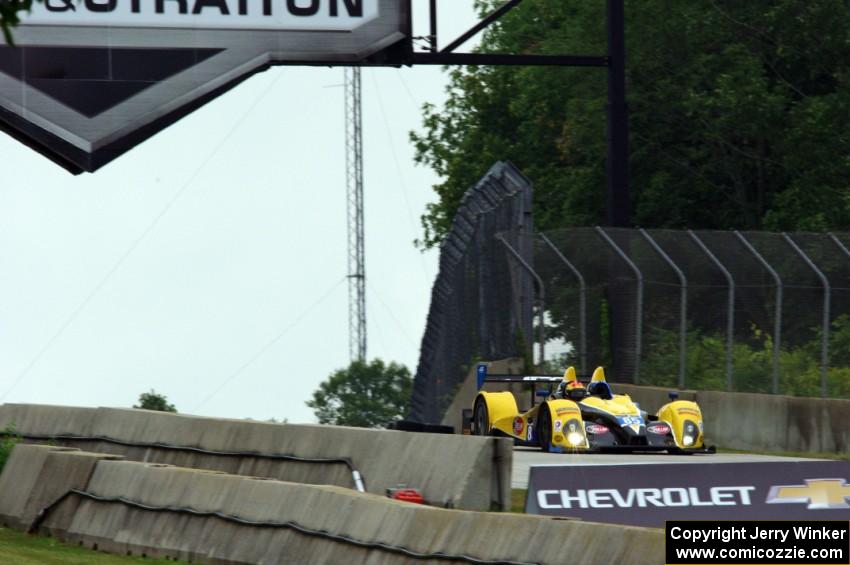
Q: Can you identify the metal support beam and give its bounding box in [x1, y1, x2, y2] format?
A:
[429, 0, 438, 52]
[829, 233, 850, 260]
[441, 0, 524, 53]
[688, 230, 735, 391]
[606, 0, 630, 227]
[784, 234, 830, 397]
[345, 67, 366, 362]
[640, 229, 687, 389]
[408, 52, 607, 67]
[539, 233, 587, 376]
[595, 227, 642, 383]
[735, 231, 781, 394]
[497, 234, 545, 369]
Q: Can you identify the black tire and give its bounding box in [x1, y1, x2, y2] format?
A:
[537, 404, 553, 452]
[473, 398, 490, 436]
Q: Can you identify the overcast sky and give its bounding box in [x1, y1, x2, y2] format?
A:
[0, 2, 481, 423]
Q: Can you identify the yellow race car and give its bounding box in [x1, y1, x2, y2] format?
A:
[471, 365, 712, 453]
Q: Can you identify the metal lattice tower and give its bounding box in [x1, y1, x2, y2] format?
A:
[345, 67, 366, 362]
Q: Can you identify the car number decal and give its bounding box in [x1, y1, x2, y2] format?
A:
[617, 415, 643, 427]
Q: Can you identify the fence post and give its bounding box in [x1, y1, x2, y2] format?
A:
[784, 234, 830, 398]
[539, 233, 587, 375]
[735, 231, 782, 394]
[497, 234, 546, 369]
[639, 229, 688, 389]
[688, 230, 735, 391]
[595, 227, 643, 384]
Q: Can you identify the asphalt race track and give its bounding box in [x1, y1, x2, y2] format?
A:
[511, 447, 823, 488]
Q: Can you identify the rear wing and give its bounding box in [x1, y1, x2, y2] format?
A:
[475, 364, 565, 390]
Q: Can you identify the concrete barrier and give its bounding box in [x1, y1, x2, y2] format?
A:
[0, 444, 121, 530]
[0, 403, 513, 511]
[694, 390, 850, 453]
[0, 403, 98, 436]
[27, 457, 663, 565]
[613, 383, 697, 407]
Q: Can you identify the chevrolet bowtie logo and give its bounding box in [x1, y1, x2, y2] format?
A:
[766, 478, 850, 509]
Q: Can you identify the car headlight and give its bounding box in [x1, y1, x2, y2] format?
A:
[682, 420, 698, 447]
[567, 432, 584, 446]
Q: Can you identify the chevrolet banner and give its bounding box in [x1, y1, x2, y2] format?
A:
[525, 461, 850, 527]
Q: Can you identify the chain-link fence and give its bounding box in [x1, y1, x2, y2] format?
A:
[528, 228, 850, 398]
[412, 171, 850, 423]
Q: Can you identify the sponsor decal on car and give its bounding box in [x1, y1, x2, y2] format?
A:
[647, 423, 671, 435]
[585, 423, 609, 435]
[527, 425, 534, 442]
[513, 417, 524, 436]
[554, 420, 563, 432]
[677, 407, 701, 416]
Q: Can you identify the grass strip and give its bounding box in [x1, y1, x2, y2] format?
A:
[0, 527, 186, 564]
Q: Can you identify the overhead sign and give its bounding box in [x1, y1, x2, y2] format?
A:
[525, 461, 850, 527]
[23, 0, 380, 31]
[0, 0, 410, 172]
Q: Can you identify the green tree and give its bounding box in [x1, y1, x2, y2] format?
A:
[0, 425, 21, 474]
[134, 390, 177, 413]
[413, 0, 850, 248]
[307, 359, 412, 428]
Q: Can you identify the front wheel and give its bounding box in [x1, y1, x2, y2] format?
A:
[473, 399, 490, 436]
[537, 405, 553, 452]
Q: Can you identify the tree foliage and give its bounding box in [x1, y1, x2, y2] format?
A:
[0, 425, 20, 474]
[639, 315, 850, 399]
[413, 0, 850, 248]
[134, 389, 177, 413]
[307, 359, 412, 428]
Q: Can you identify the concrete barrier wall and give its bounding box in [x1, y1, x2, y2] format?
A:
[695, 390, 850, 453]
[0, 444, 122, 530]
[0, 403, 513, 511]
[4, 452, 663, 565]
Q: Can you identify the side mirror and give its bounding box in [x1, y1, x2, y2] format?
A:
[668, 391, 679, 401]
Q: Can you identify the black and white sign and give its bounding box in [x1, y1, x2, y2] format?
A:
[0, 0, 409, 172]
[666, 520, 850, 564]
[525, 461, 850, 527]
[22, 0, 380, 31]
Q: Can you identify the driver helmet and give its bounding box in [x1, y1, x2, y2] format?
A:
[557, 380, 585, 398]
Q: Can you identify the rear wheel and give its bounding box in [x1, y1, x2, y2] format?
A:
[473, 399, 490, 436]
[537, 405, 553, 452]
